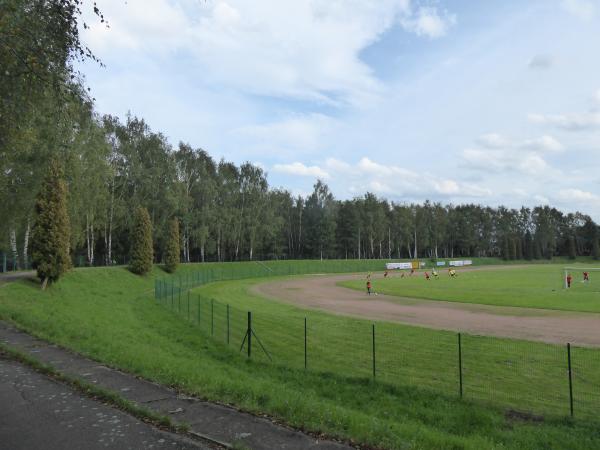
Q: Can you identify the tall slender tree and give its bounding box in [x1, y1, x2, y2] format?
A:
[31, 160, 71, 289]
[130, 207, 153, 275]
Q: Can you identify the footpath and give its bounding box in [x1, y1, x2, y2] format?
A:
[0, 321, 353, 450]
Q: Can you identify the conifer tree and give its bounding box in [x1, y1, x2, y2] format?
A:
[164, 218, 180, 273]
[31, 160, 72, 289]
[130, 207, 153, 275]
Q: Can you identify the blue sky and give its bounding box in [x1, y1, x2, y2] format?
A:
[78, 0, 600, 218]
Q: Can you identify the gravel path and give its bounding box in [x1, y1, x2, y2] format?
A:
[252, 273, 600, 347]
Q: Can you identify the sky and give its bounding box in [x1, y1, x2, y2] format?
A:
[78, 0, 600, 219]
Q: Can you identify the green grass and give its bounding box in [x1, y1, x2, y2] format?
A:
[339, 264, 600, 313]
[190, 277, 600, 419]
[0, 263, 599, 449]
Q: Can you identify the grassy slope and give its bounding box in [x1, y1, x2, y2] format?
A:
[0, 265, 598, 449]
[339, 264, 600, 313]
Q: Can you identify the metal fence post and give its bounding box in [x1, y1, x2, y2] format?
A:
[227, 304, 230, 345]
[372, 324, 376, 379]
[568, 343, 574, 417]
[304, 317, 307, 370]
[197, 297, 201, 326]
[211, 299, 214, 336]
[247, 311, 252, 358]
[171, 283, 174, 309]
[187, 291, 190, 321]
[458, 333, 463, 398]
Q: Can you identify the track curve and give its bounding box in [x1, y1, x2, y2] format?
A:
[252, 273, 600, 347]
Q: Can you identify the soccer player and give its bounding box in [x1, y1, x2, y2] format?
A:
[583, 271, 590, 283]
[449, 269, 457, 278]
[425, 272, 430, 281]
[384, 270, 388, 278]
[566, 273, 573, 288]
[432, 268, 439, 279]
[410, 268, 415, 276]
[366, 280, 372, 295]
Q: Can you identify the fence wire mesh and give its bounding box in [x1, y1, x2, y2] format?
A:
[154, 267, 600, 421]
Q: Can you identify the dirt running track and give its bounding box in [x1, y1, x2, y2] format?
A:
[252, 273, 600, 347]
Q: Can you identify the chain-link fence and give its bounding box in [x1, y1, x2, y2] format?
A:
[155, 269, 600, 420]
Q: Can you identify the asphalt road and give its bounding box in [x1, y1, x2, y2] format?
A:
[0, 358, 212, 450]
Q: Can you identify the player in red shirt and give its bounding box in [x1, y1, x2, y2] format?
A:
[583, 272, 590, 283]
[566, 273, 573, 288]
[366, 280, 372, 295]
[425, 272, 430, 280]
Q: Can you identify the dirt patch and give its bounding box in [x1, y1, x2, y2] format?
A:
[252, 273, 600, 347]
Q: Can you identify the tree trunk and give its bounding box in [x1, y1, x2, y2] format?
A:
[90, 221, 94, 265]
[10, 228, 19, 270]
[107, 178, 115, 265]
[23, 218, 31, 269]
[86, 214, 91, 265]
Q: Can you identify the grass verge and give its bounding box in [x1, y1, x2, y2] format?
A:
[1, 264, 600, 449]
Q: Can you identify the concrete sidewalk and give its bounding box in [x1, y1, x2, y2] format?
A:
[0, 357, 211, 450]
[0, 322, 353, 450]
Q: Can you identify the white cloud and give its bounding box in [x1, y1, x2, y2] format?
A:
[462, 147, 554, 177]
[272, 162, 329, 179]
[528, 112, 600, 130]
[464, 132, 563, 178]
[520, 135, 564, 152]
[316, 157, 490, 199]
[561, 0, 596, 21]
[556, 188, 600, 203]
[528, 54, 553, 70]
[476, 133, 510, 149]
[83, 0, 189, 53]
[401, 6, 457, 39]
[233, 113, 337, 154]
[82, 0, 458, 106]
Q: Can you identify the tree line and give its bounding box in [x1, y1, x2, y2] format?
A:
[2, 1, 598, 271]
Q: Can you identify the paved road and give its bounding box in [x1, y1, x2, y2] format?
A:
[0, 271, 36, 285]
[0, 357, 212, 450]
[0, 323, 353, 450]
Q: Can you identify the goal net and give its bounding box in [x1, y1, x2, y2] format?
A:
[563, 267, 600, 289]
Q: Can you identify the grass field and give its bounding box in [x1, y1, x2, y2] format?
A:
[1, 261, 600, 449]
[339, 264, 600, 313]
[187, 276, 600, 418]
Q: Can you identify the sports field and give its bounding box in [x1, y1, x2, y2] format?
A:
[339, 264, 600, 313]
[2, 261, 600, 449]
[183, 263, 600, 422]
